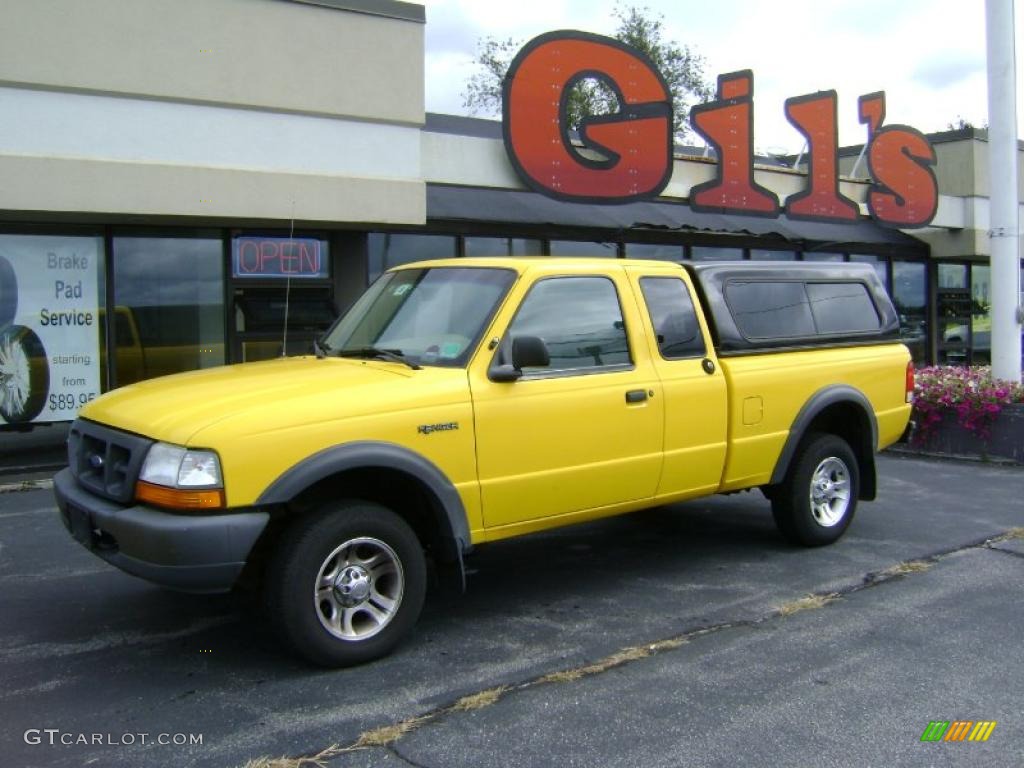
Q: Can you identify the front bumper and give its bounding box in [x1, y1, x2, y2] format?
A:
[54, 468, 269, 593]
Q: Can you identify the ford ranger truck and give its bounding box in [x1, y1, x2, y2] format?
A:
[55, 258, 913, 666]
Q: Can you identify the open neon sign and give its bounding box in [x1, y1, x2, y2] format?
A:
[232, 237, 327, 279]
[503, 31, 938, 228]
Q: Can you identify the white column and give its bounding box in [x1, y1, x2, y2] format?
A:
[985, 0, 1023, 382]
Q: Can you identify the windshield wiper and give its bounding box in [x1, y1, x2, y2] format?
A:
[336, 347, 422, 370]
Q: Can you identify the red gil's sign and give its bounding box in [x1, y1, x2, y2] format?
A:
[502, 31, 938, 228]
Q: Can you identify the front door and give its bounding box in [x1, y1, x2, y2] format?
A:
[471, 273, 664, 531]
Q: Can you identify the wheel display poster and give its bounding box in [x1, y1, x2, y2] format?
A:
[0, 237, 101, 425]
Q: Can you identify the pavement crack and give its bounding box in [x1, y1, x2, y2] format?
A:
[986, 545, 1024, 560]
[388, 744, 437, 768]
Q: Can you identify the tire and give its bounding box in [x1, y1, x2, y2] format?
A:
[0, 254, 17, 327]
[265, 500, 427, 667]
[0, 325, 49, 424]
[771, 433, 859, 547]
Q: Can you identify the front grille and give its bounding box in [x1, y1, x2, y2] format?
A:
[67, 419, 153, 504]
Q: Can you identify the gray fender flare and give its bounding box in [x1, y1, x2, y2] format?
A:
[769, 386, 879, 500]
[257, 441, 471, 589]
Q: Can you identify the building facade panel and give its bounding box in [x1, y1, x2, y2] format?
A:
[0, 0, 424, 125]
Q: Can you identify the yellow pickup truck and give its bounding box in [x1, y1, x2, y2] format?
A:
[55, 258, 912, 666]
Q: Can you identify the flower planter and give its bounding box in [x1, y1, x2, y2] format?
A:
[911, 403, 1024, 463]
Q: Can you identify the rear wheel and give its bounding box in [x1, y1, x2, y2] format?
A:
[265, 500, 426, 667]
[771, 433, 859, 547]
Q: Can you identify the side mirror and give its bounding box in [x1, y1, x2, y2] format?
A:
[490, 335, 550, 382]
[511, 335, 550, 369]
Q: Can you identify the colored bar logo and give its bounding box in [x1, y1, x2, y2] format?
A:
[920, 721, 997, 742]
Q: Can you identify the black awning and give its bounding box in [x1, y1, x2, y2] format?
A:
[426, 183, 924, 249]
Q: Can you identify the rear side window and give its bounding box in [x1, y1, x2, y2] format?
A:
[806, 282, 880, 333]
[639, 277, 706, 359]
[726, 281, 815, 339]
[726, 280, 881, 340]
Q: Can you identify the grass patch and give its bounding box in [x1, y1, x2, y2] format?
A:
[352, 715, 432, 748]
[539, 646, 648, 685]
[537, 637, 690, 686]
[452, 685, 508, 712]
[878, 559, 933, 578]
[0, 479, 52, 494]
[242, 744, 349, 768]
[990, 527, 1024, 543]
[776, 593, 838, 617]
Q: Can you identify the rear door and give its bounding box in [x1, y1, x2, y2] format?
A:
[627, 267, 728, 500]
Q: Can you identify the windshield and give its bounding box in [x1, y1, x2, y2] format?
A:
[322, 267, 517, 367]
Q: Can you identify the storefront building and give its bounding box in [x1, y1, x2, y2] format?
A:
[0, 0, 1021, 445]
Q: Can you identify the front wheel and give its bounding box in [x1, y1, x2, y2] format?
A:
[771, 433, 859, 547]
[265, 501, 426, 667]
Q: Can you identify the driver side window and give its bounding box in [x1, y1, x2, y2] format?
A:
[507, 276, 632, 374]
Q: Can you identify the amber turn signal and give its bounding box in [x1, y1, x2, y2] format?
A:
[135, 480, 225, 511]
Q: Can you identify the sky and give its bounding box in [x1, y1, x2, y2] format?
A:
[422, 0, 1020, 155]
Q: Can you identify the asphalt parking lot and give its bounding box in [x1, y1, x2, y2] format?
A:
[0, 453, 1021, 768]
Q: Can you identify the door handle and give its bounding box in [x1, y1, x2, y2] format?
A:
[625, 389, 648, 404]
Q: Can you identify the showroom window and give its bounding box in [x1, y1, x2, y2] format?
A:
[112, 236, 225, 386]
[548, 240, 619, 258]
[368, 233, 457, 283]
[850, 254, 889, 290]
[464, 236, 543, 257]
[750, 249, 797, 261]
[892, 260, 927, 365]
[625, 243, 684, 261]
[689, 246, 743, 261]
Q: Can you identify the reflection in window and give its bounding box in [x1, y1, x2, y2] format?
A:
[970, 265, 991, 364]
[690, 246, 743, 261]
[112, 237, 225, 385]
[892, 260, 927, 365]
[726, 281, 815, 339]
[938, 263, 967, 289]
[464, 237, 543, 257]
[802, 252, 844, 262]
[626, 243, 684, 261]
[368, 233, 456, 283]
[326, 267, 515, 367]
[806, 283, 880, 333]
[937, 263, 972, 364]
[508, 277, 630, 372]
[639, 278, 706, 358]
[548, 241, 619, 258]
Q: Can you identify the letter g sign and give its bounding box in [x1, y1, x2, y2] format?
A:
[503, 31, 673, 203]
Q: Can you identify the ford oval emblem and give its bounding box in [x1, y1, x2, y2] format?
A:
[88, 453, 105, 470]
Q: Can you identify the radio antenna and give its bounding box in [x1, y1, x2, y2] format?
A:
[282, 199, 295, 357]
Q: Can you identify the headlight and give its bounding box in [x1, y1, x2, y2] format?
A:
[140, 443, 222, 488]
[137, 442, 225, 510]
